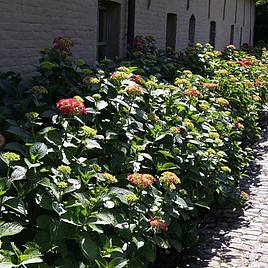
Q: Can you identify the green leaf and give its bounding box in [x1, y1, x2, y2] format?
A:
[20, 257, 43, 265]
[84, 140, 102, 150]
[174, 196, 188, 208]
[6, 126, 32, 142]
[40, 61, 56, 70]
[30, 142, 48, 160]
[94, 212, 116, 226]
[52, 201, 66, 216]
[4, 142, 27, 156]
[0, 222, 24, 238]
[10, 166, 27, 181]
[170, 239, 182, 252]
[158, 150, 174, 158]
[96, 100, 108, 111]
[141, 242, 156, 262]
[80, 234, 98, 260]
[3, 197, 27, 216]
[108, 258, 128, 268]
[157, 162, 179, 171]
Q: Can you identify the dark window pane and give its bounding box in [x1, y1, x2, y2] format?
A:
[166, 13, 177, 50]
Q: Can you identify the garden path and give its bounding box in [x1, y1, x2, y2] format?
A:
[181, 128, 268, 268]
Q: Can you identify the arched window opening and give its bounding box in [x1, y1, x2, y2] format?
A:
[209, 21, 216, 47]
[97, 0, 121, 61]
[166, 13, 177, 50]
[187, 0, 190, 10]
[230, 24, 235, 45]
[188, 15, 196, 46]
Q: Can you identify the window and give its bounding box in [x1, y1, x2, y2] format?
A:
[166, 13, 177, 50]
[127, 0, 136, 45]
[187, 0, 190, 10]
[223, 0, 226, 20]
[188, 15, 196, 46]
[97, 0, 121, 61]
[209, 21, 216, 47]
[230, 24, 234, 44]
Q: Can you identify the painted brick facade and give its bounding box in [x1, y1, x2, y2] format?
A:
[134, 0, 255, 51]
[0, 0, 255, 75]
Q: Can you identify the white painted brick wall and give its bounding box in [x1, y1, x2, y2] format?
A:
[135, 0, 255, 51]
[0, 0, 100, 75]
[0, 0, 255, 75]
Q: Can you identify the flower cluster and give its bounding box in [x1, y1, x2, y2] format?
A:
[159, 172, 181, 190]
[57, 165, 72, 174]
[184, 119, 194, 129]
[226, 44, 236, 50]
[202, 82, 219, 89]
[83, 76, 100, 85]
[236, 59, 253, 67]
[110, 71, 129, 81]
[102, 173, 118, 184]
[1, 152, 20, 162]
[148, 113, 160, 123]
[53, 37, 74, 54]
[126, 84, 144, 96]
[240, 191, 250, 201]
[0, 134, 6, 148]
[216, 97, 229, 107]
[131, 74, 144, 85]
[149, 218, 168, 232]
[128, 173, 156, 188]
[174, 78, 191, 86]
[221, 166, 232, 173]
[56, 98, 87, 116]
[124, 194, 139, 203]
[208, 132, 220, 139]
[170, 127, 181, 135]
[26, 112, 39, 121]
[252, 94, 262, 102]
[184, 88, 201, 97]
[81, 126, 97, 138]
[133, 36, 145, 50]
[56, 181, 68, 189]
[235, 122, 245, 130]
[31, 85, 48, 94]
[199, 102, 210, 111]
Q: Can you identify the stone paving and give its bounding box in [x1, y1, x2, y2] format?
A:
[181, 128, 268, 268]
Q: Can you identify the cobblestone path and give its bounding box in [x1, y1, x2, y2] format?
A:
[181, 129, 268, 268]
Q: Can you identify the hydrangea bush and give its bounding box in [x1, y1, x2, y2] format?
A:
[0, 38, 267, 267]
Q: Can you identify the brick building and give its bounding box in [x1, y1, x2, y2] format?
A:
[0, 0, 255, 74]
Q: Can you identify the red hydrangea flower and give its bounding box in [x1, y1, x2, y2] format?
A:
[56, 98, 87, 116]
[149, 218, 168, 232]
[133, 37, 145, 49]
[235, 122, 245, 130]
[0, 133, 6, 148]
[131, 74, 144, 85]
[202, 83, 219, 89]
[53, 37, 74, 53]
[236, 59, 253, 67]
[184, 88, 201, 97]
[127, 173, 156, 188]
